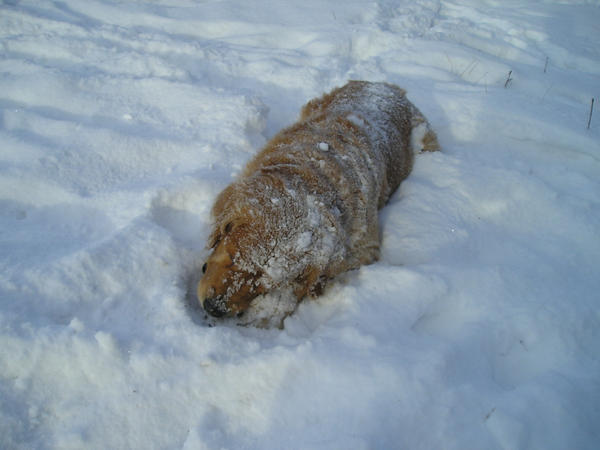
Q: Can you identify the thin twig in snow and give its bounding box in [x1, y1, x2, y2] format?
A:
[504, 70, 513, 88]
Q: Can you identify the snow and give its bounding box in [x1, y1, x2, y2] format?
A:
[0, 0, 599, 449]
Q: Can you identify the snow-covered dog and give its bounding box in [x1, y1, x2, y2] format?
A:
[198, 81, 439, 318]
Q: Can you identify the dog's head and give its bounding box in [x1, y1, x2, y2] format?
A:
[197, 175, 324, 318]
[197, 220, 267, 317]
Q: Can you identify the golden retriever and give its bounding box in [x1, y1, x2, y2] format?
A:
[197, 81, 439, 318]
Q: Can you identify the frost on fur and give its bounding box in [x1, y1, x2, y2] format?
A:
[198, 81, 439, 320]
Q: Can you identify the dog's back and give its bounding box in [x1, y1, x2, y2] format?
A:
[300, 80, 439, 205]
[237, 81, 439, 269]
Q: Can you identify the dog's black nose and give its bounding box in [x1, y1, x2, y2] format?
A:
[203, 296, 227, 318]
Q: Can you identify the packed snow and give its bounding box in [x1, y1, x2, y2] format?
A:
[1, 0, 599, 449]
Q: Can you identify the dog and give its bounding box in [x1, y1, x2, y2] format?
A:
[197, 81, 439, 318]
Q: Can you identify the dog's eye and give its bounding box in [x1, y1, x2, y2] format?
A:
[202, 263, 207, 274]
[210, 235, 221, 248]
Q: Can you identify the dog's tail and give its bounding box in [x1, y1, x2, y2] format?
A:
[410, 113, 440, 153]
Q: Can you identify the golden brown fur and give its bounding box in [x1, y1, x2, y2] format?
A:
[198, 81, 439, 318]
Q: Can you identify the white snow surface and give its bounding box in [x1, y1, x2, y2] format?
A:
[1, 1, 599, 449]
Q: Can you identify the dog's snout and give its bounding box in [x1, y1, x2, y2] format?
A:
[203, 295, 227, 318]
